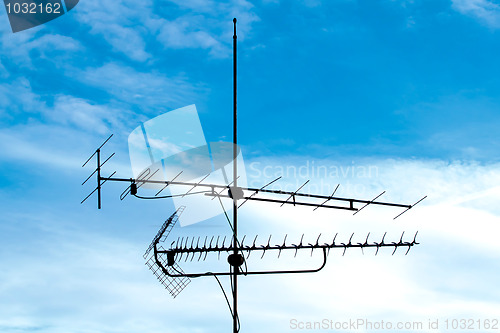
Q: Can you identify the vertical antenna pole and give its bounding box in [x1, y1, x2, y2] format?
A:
[97, 149, 101, 209]
[232, 17, 238, 333]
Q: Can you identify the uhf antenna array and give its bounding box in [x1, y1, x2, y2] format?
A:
[144, 206, 191, 298]
[81, 19, 426, 333]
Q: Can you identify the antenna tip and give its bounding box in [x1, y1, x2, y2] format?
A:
[233, 18, 237, 23]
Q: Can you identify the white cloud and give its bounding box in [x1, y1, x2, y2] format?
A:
[394, 93, 500, 159]
[0, 119, 133, 175]
[74, 0, 154, 62]
[0, 78, 44, 119]
[73, 0, 260, 61]
[452, 0, 500, 28]
[0, 64, 200, 174]
[0, 221, 194, 332]
[155, 0, 260, 58]
[157, 16, 226, 57]
[76, 62, 203, 110]
[48, 95, 130, 135]
[234, 156, 500, 330]
[93, 22, 151, 62]
[147, 137, 184, 156]
[0, 78, 115, 132]
[0, 32, 82, 68]
[0, 80, 134, 171]
[1, 151, 500, 332]
[0, 127, 83, 169]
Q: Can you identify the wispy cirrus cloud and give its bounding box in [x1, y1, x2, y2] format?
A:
[0, 31, 82, 68]
[73, 0, 260, 61]
[155, 0, 259, 58]
[0, 77, 132, 170]
[0, 78, 46, 122]
[74, 0, 154, 62]
[452, 0, 500, 28]
[156, 16, 227, 57]
[47, 95, 131, 135]
[75, 62, 205, 111]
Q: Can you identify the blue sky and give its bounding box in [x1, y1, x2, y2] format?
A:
[1, 0, 500, 332]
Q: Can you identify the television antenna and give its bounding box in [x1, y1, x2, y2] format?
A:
[82, 19, 426, 333]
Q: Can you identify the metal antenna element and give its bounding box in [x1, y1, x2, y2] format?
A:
[81, 134, 116, 209]
[232, 18, 239, 333]
[155, 171, 183, 197]
[144, 207, 191, 298]
[313, 184, 340, 211]
[81, 19, 427, 333]
[238, 176, 281, 208]
[280, 180, 310, 207]
[155, 231, 419, 276]
[353, 191, 385, 215]
[144, 206, 186, 259]
[393, 196, 428, 220]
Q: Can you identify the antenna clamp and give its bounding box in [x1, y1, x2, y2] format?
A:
[227, 253, 245, 267]
[228, 186, 244, 200]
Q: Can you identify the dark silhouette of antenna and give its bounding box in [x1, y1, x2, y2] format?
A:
[144, 206, 191, 298]
[81, 19, 426, 333]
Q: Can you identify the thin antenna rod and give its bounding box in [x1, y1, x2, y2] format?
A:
[82, 134, 113, 168]
[232, 17, 238, 333]
[97, 149, 101, 209]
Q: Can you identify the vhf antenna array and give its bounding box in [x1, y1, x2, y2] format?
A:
[81, 19, 426, 333]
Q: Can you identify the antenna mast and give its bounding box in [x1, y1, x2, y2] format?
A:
[81, 18, 427, 333]
[232, 17, 239, 333]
